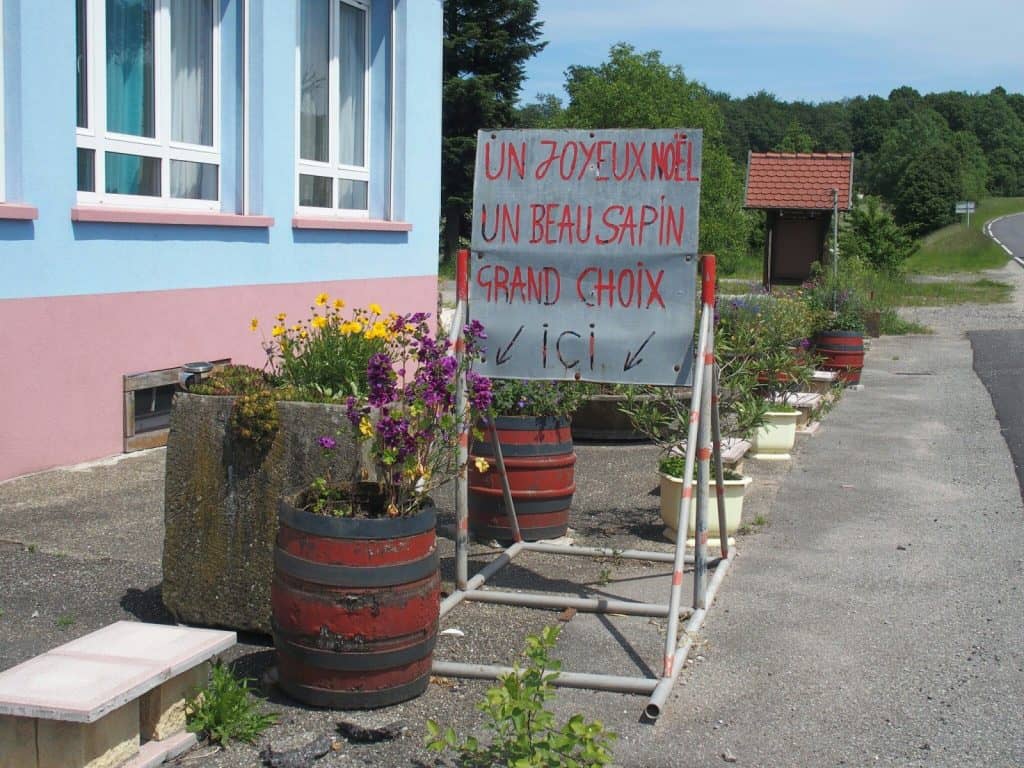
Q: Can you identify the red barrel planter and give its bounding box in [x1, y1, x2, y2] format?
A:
[272, 499, 439, 709]
[468, 416, 576, 541]
[814, 330, 865, 385]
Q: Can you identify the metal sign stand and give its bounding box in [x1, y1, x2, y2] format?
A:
[435, 250, 733, 721]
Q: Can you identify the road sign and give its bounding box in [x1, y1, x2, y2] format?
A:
[955, 201, 976, 214]
[469, 128, 702, 386]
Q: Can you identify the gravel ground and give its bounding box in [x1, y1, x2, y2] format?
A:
[2, 261, 1023, 767]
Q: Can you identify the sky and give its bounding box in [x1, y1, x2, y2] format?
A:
[521, 1, 1024, 105]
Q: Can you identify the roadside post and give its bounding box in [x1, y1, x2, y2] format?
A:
[956, 200, 976, 227]
[436, 128, 731, 720]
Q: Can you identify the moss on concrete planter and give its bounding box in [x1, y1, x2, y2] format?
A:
[161, 392, 358, 634]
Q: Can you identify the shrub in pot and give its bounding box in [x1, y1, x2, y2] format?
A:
[657, 455, 751, 541]
[804, 263, 868, 385]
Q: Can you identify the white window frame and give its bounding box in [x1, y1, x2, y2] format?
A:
[76, 0, 221, 211]
[295, 0, 371, 218]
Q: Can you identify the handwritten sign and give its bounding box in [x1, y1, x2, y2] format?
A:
[469, 128, 702, 386]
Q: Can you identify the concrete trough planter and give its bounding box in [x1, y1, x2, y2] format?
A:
[162, 392, 359, 635]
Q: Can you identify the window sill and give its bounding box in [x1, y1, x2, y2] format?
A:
[0, 203, 39, 220]
[71, 206, 274, 228]
[292, 216, 413, 232]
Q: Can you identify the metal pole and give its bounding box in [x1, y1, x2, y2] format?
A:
[431, 661, 659, 695]
[832, 188, 840, 288]
[462, 589, 693, 618]
[523, 542, 695, 564]
[693, 255, 716, 610]
[660, 256, 712, 679]
[453, 249, 470, 590]
[710, 364, 729, 559]
[488, 419, 523, 543]
[645, 549, 734, 720]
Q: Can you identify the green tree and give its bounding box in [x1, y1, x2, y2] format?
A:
[839, 196, 917, 273]
[777, 118, 814, 152]
[561, 44, 752, 270]
[442, 0, 546, 259]
[513, 93, 564, 128]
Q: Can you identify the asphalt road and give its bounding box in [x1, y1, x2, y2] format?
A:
[987, 211, 1024, 260]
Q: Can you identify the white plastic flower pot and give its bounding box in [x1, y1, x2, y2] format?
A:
[750, 410, 799, 460]
[658, 472, 752, 541]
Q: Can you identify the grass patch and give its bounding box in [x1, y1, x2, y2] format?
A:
[906, 197, 1024, 275]
[720, 252, 762, 280]
[438, 256, 457, 281]
[875, 278, 1012, 307]
[878, 309, 931, 335]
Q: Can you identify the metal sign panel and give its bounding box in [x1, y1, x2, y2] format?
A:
[471, 129, 702, 258]
[955, 201, 976, 213]
[468, 129, 702, 387]
[469, 250, 696, 386]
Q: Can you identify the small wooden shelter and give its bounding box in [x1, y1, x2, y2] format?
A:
[744, 152, 854, 285]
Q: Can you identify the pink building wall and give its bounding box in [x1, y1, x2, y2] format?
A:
[0, 276, 437, 481]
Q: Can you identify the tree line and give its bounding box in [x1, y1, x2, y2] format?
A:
[442, 1, 1024, 267]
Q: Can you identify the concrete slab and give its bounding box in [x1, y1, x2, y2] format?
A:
[123, 731, 197, 768]
[56, 622, 234, 678]
[0, 654, 160, 723]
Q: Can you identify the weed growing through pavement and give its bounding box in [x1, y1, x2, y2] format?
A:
[597, 567, 612, 586]
[426, 626, 616, 767]
[56, 615, 75, 630]
[753, 515, 767, 526]
[186, 661, 277, 745]
[26, 544, 36, 553]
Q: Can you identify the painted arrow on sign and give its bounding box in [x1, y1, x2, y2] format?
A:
[623, 331, 656, 371]
[495, 325, 525, 366]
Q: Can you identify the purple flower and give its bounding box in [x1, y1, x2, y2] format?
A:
[467, 370, 493, 411]
[344, 395, 362, 427]
[367, 353, 398, 407]
[317, 435, 337, 450]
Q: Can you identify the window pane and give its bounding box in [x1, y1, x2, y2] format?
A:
[171, 159, 217, 200]
[338, 2, 366, 167]
[337, 178, 367, 210]
[105, 151, 160, 196]
[76, 0, 88, 128]
[299, 174, 332, 207]
[298, 0, 329, 163]
[106, 0, 155, 138]
[171, 0, 214, 146]
[77, 149, 96, 192]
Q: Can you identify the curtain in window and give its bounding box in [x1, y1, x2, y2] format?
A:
[170, 0, 215, 198]
[299, 0, 329, 163]
[106, 0, 155, 194]
[106, 0, 155, 138]
[338, 2, 366, 168]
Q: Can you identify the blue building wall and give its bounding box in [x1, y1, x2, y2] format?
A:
[0, 0, 442, 300]
[0, 0, 443, 480]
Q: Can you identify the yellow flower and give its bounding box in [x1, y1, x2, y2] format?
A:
[359, 417, 373, 437]
[344, 321, 363, 335]
[277, 312, 287, 322]
[311, 315, 327, 329]
[249, 318, 259, 332]
[299, 329, 308, 339]
[315, 292, 329, 306]
[474, 457, 490, 473]
[271, 325, 285, 337]
[333, 299, 345, 309]
[369, 302, 383, 315]
[365, 320, 390, 341]
[292, 324, 302, 332]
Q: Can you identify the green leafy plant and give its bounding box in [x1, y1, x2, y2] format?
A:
[658, 454, 742, 481]
[426, 626, 616, 767]
[489, 379, 589, 419]
[255, 297, 392, 398]
[227, 389, 280, 455]
[188, 364, 269, 396]
[56, 614, 75, 630]
[186, 662, 277, 746]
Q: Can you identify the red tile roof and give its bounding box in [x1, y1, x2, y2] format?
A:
[744, 152, 854, 211]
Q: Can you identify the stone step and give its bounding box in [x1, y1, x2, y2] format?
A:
[0, 621, 234, 768]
